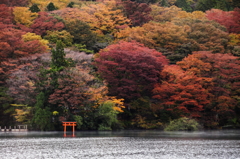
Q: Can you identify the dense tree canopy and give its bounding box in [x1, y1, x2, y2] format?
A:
[94, 41, 168, 102]
[1, 0, 240, 130]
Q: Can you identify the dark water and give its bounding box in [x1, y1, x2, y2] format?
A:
[0, 130, 240, 159]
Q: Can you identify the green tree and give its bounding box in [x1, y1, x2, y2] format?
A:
[47, 2, 57, 11]
[32, 92, 53, 131]
[67, 2, 74, 8]
[164, 117, 201, 131]
[51, 40, 68, 69]
[161, 0, 168, 7]
[96, 101, 121, 130]
[0, 87, 15, 126]
[65, 20, 97, 50]
[29, 4, 40, 13]
[33, 41, 71, 130]
[175, 0, 192, 12]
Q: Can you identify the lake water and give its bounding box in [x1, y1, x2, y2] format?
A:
[0, 130, 240, 159]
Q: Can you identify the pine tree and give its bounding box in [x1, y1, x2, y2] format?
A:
[31, 92, 53, 131]
[46, 2, 57, 11]
[51, 40, 68, 70]
[175, 0, 192, 12]
[29, 4, 40, 13]
[32, 41, 71, 131]
[67, 2, 74, 8]
[161, 0, 168, 7]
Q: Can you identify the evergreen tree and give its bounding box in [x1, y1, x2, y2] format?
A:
[50, 40, 69, 88]
[65, 20, 97, 50]
[195, 0, 216, 11]
[67, 2, 74, 8]
[175, 0, 192, 12]
[29, 4, 40, 13]
[0, 87, 15, 126]
[161, 0, 168, 7]
[32, 41, 71, 131]
[31, 92, 53, 131]
[46, 2, 57, 11]
[51, 41, 68, 70]
[214, 0, 232, 11]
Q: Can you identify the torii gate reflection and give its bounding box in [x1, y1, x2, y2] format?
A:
[62, 121, 77, 137]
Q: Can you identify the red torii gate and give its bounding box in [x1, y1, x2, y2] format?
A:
[62, 121, 77, 137]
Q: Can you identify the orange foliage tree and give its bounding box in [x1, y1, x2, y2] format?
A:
[152, 65, 212, 120]
[173, 17, 229, 53]
[178, 51, 240, 127]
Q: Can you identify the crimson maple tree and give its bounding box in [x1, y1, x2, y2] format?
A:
[206, 8, 240, 33]
[178, 51, 240, 127]
[0, 4, 14, 29]
[121, 0, 152, 26]
[30, 12, 65, 36]
[94, 41, 168, 102]
[0, 0, 28, 7]
[152, 65, 212, 120]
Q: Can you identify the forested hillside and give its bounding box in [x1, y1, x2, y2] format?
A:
[0, 0, 240, 130]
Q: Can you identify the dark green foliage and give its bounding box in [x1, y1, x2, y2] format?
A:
[29, 4, 40, 13]
[65, 20, 97, 50]
[32, 41, 72, 131]
[195, 0, 216, 11]
[160, 0, 168, 7]
[131, 0, 158, 4]
[31, 92, 54, 131]
[46, 2, 57, 11]
[51, 41, 68, 69]
[195, 0, 232, 11]
[92, 34, 113, 52]
[175, 0, 192, 12]
[168, 43, 193, 64]
[0, 87, 15, 126]
[67, 2, 74, 8]
[232, 0, 240, 8]
[214, 0, 232, 11]
[73, 115, 83, 129]
[164, 117, 201, 131]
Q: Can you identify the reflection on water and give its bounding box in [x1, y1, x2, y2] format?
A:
[0, 130, 240, 159]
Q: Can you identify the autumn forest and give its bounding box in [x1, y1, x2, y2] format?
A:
[0, 0, 240, 131]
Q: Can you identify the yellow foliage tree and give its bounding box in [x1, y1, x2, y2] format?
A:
[13, 7, 38, 27]
[80, 2, 131, 35]
[115, 21, 188, 51]
[175, 10, 206, 20]
[11, 104, 33, 124]
[22, 32, 50, 50]
[229, 33, 240, 46]
[109, 97, 125, 113]
[150, 5, 182, 23]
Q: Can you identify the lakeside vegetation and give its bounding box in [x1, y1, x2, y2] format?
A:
[0, 0, 240, 131]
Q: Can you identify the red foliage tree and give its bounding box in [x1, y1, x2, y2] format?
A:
[0, 4, 14, 28]
[94, 41, 168, 102]
[121, 0, 153, 26]
[206, 8, 240, 33]
[0, 0, 28, 7]
[30, 12, 65, 36]
[0, 27, 48, 87]
[152, 65, 212, 119]
[178, 51, 240, 127]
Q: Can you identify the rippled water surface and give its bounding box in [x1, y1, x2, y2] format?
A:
[0, 130, 240, 159]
